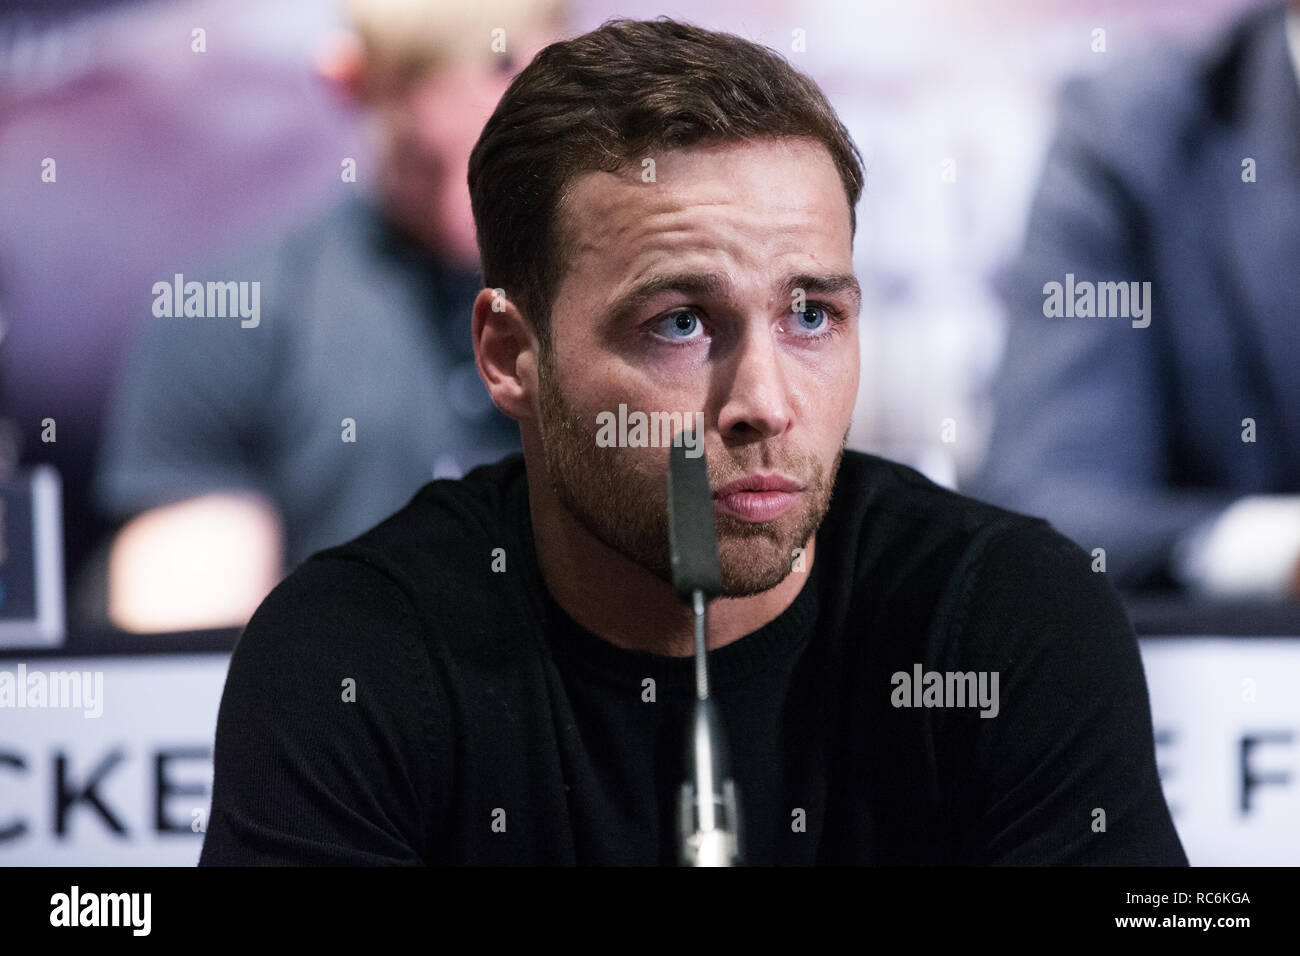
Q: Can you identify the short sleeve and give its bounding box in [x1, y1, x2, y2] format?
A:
[948, 520, 1187, 865]
[199, 556, 448, 865]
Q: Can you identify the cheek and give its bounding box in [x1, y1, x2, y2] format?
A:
[824, 332, 860, 405]
[791, 338, 858, 413]
[837, 346, 861, 413]
[549, 348, 626, 430]
[557, 338, 675, 413]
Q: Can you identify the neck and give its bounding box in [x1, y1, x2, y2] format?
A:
[523, 450, 816, 658]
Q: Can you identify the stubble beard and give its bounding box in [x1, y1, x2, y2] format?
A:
[537, 348, 845, 597]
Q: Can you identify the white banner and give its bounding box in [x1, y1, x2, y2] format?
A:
[1142, 639, 1300, 865]
[0, 654, 226, 865]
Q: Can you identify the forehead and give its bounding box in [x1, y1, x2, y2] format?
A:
[556, 138, 853, 290]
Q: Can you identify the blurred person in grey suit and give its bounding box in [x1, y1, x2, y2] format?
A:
[96, 0, 566, 632]
[972, 0, 1300, 600]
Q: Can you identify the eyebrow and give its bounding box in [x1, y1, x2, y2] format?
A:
[606, 271, 861, 327]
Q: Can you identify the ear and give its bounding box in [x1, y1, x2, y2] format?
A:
[313, 30, 369, 103]
[473, 287, 539, 422]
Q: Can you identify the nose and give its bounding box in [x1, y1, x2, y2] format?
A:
[715, 324, 794, 445]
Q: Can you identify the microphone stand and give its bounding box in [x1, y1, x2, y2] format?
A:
[668, 441, 740, 866]
[680, 589, 741, 866]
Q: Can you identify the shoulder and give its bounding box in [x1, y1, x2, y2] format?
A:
[943, 497, 1136, 679]
[178, 197, 386, 325]
[123, 204, 379, 365]
[209, 543, 450, 864]
[240, 459, 532, 678]
[237, 195, 382, 269]
[260, 454, 533, 649]
[232, 551, 429, 697]
[317, 453, 528, 586]
[234, 455, 523, 676]
[849, 454, 1137, 675]
[1052, 3, 1284, 173]
[836, 450, 1018, 523]
[829, 451, 1112, 635]
[831, 450, 1044, 561]
[847, 452, 1122, 632]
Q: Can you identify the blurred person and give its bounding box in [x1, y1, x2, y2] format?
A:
[200, 18, 1183, 866]
[95, 0, 566, 632]
[971, 0, 1300, 600]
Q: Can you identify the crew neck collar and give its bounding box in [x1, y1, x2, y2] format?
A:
[511, 472, 823, 696]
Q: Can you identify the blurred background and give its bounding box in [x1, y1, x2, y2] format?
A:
[1, 0, 1297, 864]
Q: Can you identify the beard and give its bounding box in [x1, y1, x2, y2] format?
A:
[537, 352, 846, 597]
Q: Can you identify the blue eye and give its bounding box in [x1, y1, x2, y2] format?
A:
[654, 310, 705, 340]
[794, 306, 829, 332]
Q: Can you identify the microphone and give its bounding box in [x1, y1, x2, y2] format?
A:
[667, 439, 741, 866]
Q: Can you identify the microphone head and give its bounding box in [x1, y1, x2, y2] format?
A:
[667, 439, 723, 601]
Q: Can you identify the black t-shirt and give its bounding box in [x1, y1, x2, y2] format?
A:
[199, 451, 1187, 865]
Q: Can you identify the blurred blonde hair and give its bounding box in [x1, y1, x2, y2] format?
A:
[342, 0, 568, 76]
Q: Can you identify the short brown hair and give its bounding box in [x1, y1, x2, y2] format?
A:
[467, 16, 865, 344]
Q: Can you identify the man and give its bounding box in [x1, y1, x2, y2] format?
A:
[200, 18, 1186, 866]
[95, 0, 563, 632]
[971, 0, 1300, 598]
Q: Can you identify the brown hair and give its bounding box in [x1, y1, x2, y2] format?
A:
[467, 16, 865, 345]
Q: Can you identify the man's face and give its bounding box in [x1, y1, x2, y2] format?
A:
[369, 30, 555, 264]
[537, 137, 860, 597]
